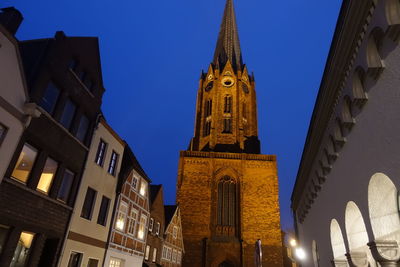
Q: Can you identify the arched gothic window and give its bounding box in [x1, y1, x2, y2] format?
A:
[205, 99, 212, 117]
[217, 176, 237, 227]
[224, 95, 232, 113]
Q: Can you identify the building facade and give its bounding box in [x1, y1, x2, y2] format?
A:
[144, 185, 166, 267]
[160, 206, 184, 267]
[0, 29, 104, 267]
[59, 118, 124, 267]
[291, 0, 400, 266]
[176, 0, 283, 266]
[0, 8, 30, 185]
[104, 145, 151, 267]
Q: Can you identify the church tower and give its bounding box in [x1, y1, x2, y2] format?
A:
[176, 0, 283, 266]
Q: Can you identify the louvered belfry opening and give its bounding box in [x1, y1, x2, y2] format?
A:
[217, 176, 237, 236]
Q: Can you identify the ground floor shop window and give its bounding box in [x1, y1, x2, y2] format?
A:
[88, 258, 99, 267]
[10, 231, 35, 267]
[0, 225, 9, 256]
[67, 251, 83, 267]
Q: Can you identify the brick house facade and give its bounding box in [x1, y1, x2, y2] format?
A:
[104, 144, 151, 267]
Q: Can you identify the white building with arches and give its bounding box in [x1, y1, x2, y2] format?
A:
[291, 0, 400, 266]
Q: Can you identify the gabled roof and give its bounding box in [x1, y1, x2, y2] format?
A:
[19, 31, 105, 91]
[213, 0, 243, 71]
[164, 205, 178, 227]
[117, 142, 151, 193]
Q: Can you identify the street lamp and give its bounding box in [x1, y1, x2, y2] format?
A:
[287, 238, 306, 266]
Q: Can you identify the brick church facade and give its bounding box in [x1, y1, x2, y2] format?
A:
[176, 0, 283, 266]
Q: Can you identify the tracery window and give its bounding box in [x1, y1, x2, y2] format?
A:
[217, 176, 237, 227]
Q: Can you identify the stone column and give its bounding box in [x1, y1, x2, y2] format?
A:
[345, 251, 369, 267]
[368, 240, 400, 267]
[331, 258, 349, 267]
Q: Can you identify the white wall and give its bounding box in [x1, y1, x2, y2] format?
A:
[295, 1, 400, 266]
[0, 28, 27, 183]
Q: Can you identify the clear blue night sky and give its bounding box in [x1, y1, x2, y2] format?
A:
[10, 0, 342, 230]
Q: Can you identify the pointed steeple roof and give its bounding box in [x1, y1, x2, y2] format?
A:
[213, 0, 243, 71]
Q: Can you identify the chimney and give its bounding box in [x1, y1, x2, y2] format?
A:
[0, 7, 23, 35]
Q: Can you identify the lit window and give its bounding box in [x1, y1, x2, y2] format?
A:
[149, 218, 154, 232]
[37, 157, 58, 194]
[11, 143, 38, 183]
[97, 196, 110, 226]
[95, 140, 107, 166]
[0, 123, 7, 146]
[0, 225, 9, 255]
[60, 99, 76, 130]
[172, 249, 177, 262]
[109, 258, 123, 267]
[127, 209, 138, 236]
[152, 248, 157, 262]
[81, 187, 97, 220]
[173, 226, 178, 239]
[115, 201, 128, 232]
[40, 81, 60, 115]
[11, 232, 35, 267]
[137, 214, 147, 240]
[145, 245, 150, 261]
[139, 180, 147, 197]
[88, 258, 99, 267]
[156, 222, 160, 236]
[132, 177, 138, 190]
[76, 115, 89, 143]
[57, 169, 75, 203]
[177, 251, 182, 264]
[108, 151, 119, 176]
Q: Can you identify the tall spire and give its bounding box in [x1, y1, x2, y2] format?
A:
[213, 0, 243, 72]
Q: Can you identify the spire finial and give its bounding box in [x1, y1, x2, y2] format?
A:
[213, 0, 243, 71]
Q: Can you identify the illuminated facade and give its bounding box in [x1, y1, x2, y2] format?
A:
[176, 0, 283, 266]
[104, 144, 151, 267]
[59, 118, 124, 267]
[292, 1, 400, 266]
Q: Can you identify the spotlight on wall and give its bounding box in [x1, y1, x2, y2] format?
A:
[290, 239, 298, 247]
[295, 247, 306, 261]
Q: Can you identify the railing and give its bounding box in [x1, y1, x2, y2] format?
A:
[180, 151, 276, 161]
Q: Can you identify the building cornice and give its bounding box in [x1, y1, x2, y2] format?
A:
[180, 150, 275, 161]
[291, 0, 376, 210]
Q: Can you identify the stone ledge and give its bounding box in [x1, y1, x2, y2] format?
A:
[180, 151, 276, 161]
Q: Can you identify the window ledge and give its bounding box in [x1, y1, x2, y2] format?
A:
[36, 106, 89, 151]
[3, 177, 73, 211]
